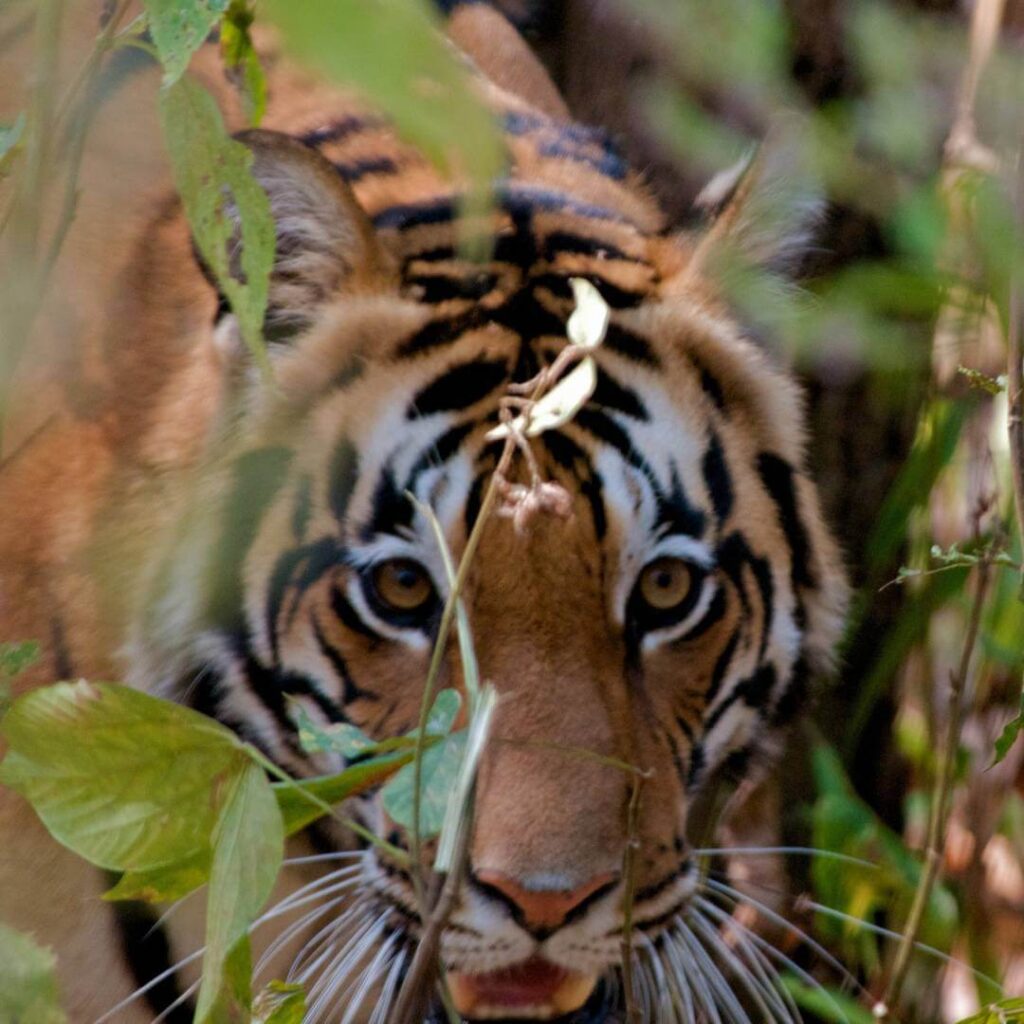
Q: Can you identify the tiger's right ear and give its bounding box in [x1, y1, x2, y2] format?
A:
[204, 129, 391, 355]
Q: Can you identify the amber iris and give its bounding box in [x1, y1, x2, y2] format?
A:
[637, 557, 694, 612]
[371, 559, 435, 613]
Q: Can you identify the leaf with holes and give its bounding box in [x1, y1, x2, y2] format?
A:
[159, 76, 275, 376]
[143, 0, 229, 84]
[382, 731, 468, 838]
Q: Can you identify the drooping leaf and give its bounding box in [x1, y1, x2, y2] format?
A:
[382, 730, 467, 838]
[104, 847, 213, 904]
[0, 923, 67, 1024]
[194, 761, 284, 1023]
[253, 981, 306, 1024]
[159, 76, 275, 376]
[273, 746, 419, 836]
[221, 0, 266, 125]
[142, 0, 229, 84]
[0, 681, 246, 871]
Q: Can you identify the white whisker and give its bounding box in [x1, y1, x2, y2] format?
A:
[368, 946, 407, 1024]
[704, 878, 856, 987]
[93, 946, 205, 1023]
[254, 895, 347, 980]
[670, 919, 725, 1024]
[283, 851, 366, 867]
[150, 975, 201, 1024]
[340, 930, 400, 1024]
[677, 919, 753, 1024]
[307, 917, 387, 1018]
[692, 847, 875, 869]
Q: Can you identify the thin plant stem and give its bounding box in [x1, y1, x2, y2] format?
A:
[879, 556, 992, 1016]
[620, 768, 649, 1023]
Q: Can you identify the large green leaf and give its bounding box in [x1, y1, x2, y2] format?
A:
[104, 847, 213, 904]
[195, 761, 284, 1023]
[261, 0, 503, 222]
[0, 923, 67, 1024]
[253, 982, 306, 1024]
[0, 681, 246, 871]
[382, 731, 467, 838]
[143, 0, 230, 84]
[159, 76, 275, 376]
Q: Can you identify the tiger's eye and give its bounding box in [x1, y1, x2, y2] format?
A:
[371, 559, 434, 612]
[638, 558, 693, 611]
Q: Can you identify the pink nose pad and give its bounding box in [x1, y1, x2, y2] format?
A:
[475, 870, 620, 932]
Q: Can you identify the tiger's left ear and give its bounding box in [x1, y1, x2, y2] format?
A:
[206, 129, 392, 357]
[683, 119, 823, 284]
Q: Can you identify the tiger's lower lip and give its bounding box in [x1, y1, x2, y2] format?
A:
[446, 959, 599, 1020]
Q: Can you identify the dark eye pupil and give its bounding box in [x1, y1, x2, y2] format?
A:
[395, 567, 420, 589]
[654, 570, 673, 589]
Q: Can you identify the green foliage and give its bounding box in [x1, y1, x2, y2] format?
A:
[142, 0, 229, 84]
[0, 112, 26, 177]
[955, 999, 1024, 1024]
[0, 923, 67, 1024]
[0, 639, 40, 716]
[159, 76, 275, 377]
[780, 976, 876, 1024]
[252, 981, 306, 1024]
[382, 730, 468, 838]
[261, 0, 503, 226]
[812, 744, 958, 973]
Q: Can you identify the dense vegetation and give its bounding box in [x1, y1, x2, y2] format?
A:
[1, 1, 1023, 1022]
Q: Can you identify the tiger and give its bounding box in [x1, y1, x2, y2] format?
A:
[0, 2, 848, 1021]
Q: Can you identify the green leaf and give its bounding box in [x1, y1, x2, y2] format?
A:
[104, 847, 213, 904]
[0, 923, 67, 1024]
[261, 0, 503, 228]
[253, 981, 306, 1024]
[159, 76, 274, 376]
[991, 689, 1024, 767]
[0, 681, 246, 871]
[142, 0, 229, 84]
[955, 999, 1024, 1024]
[195, 761, 284, 1023]
[382, 730, 467, 838]
[0, 639, 40, 678]
[780, 975, 876, 1024]
[221, 0, 266, 125]
[425, 688, 461, 735]
[273, 746, 419, 835]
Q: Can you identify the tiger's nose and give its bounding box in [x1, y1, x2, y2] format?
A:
[475, 870, 620, 934]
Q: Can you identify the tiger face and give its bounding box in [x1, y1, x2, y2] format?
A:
[124, 104, 846, 1021]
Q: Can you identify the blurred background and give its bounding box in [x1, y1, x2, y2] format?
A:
[1, 1, 1023, 1020]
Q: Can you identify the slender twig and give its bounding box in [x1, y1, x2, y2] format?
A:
[1007, 151, 1024, 592]
[619, 768, 649, 1023]
[879, 555, 992, 1016]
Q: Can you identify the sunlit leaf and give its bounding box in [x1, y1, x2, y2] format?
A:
[159, 76, 274, 376]
[0, 923, 67, 1024]
[195, 761, 283, 1023]
[253, 981, 306, 1024]
[0, 681, 246, 871]
[382, 731, 467, 838]
[780, 976, 875, 1024]
[142, 0, 229, 84]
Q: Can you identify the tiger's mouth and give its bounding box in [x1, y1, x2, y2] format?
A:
[446, 957, 600, 1021]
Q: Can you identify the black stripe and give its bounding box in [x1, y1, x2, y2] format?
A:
[770, 655, 809, 726]
[542, 231, 632, 263]
[656, 465, 707, 540]
[542, 430, 607, 540]
[407, 359, 508, 418]
[672, 586, 727, 646]
[702, 430, 733, 525]
[329, 437, 359, 523]
[756, 452, 815, 588]
[705, 664, 777, 733]
[397, 307, 489, 357]
[407, 270, 498, 304]
[537, 138, 628, 179]
[717, 531, 774, 658]
[361, 466, 413, 540]
[333, 156, 398, 183]
[592, 367, 649, 421]
[331, 585, 385, 643]
[696, 361, 727, 411]
[114, 901, 192, 1023]
[373, 196, 458, 231]
[686, 742, 706, 788]
[528, 271, 647, 309]
[300, 116, 381, 147]
[705, 628, 740, 705]
[603, 323, 660, 367]
[313, 617, 378, 704]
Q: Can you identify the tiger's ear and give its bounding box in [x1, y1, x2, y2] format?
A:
[684, 120, 822, 283]
[205, 129, 391, 357]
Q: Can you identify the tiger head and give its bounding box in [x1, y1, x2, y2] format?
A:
[121, 60, 847, 1024]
